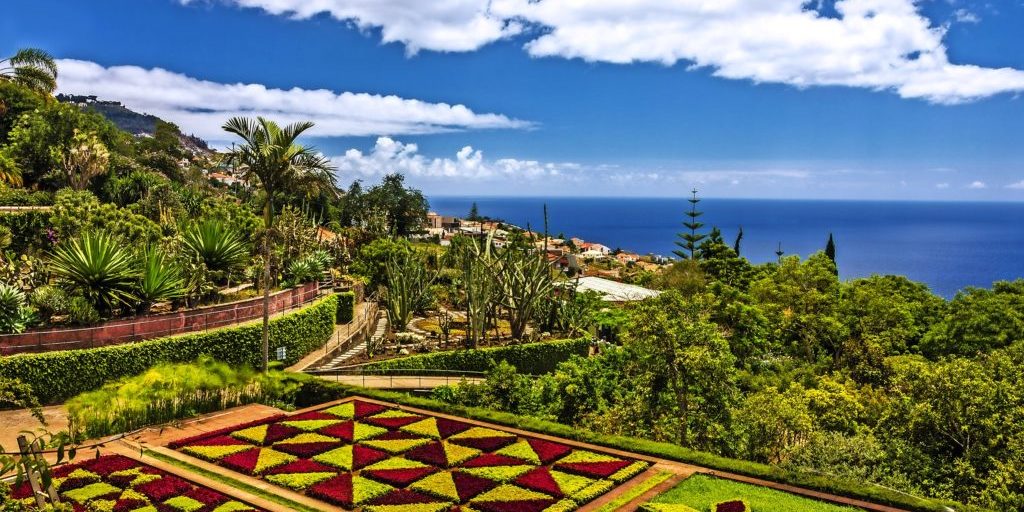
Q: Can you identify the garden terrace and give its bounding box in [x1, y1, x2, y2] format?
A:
[0, 282, 320, 355]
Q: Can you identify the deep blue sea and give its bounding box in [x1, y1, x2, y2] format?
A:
[429, 197, 1024, 298]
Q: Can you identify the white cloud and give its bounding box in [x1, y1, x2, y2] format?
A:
[192, 0, 1024, 104]
[968, 180, 987, 189]
[331, 137, 581, 180]
[935, 182, 950, 189]
[954, 9, 980, 24]
[56, 59, 529, 143]
[1007, 180, 1024, 190]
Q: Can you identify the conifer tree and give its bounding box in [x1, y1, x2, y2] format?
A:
[468, 202, 479, 221]
[673, 189, 706, 259]
[734, 226, 744, 256]
[825, 232, 836, 263]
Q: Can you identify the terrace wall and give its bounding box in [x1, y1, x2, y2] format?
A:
[0, 282, 320, 355]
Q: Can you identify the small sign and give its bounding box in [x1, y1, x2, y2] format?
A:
[275, 346, 287, 361]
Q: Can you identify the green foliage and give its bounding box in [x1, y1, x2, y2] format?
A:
[181, 219, 251, 275]
[921, 280, 1024, 357]
[66, 356, 303, 438]
[363, 338, 591, 375]
[49, 189, 162, 247]
[0, 48, 58, 94]
[48, 231, 139, 314]
[674, 189, 706, 260]
[0, 294, 337, 404]
[351, 173, 429, 236]
[0, 282, 35, 333]
[0, 187, 52, 206]
[0, 209, 49, 254]
[0, 80, 47, 143]
[352, 237, 412, 292]
[335, 291, 355, 324]
[29, 284, 69, 323]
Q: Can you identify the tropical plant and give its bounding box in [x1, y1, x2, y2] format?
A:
[447, 235, 499, 348]
[0, 151, 22, 187]
[222, 116, 336, 371]
[65, 295, 100, 325]
[57, 129, 110, 190]
[136, 247, 186, 313]
[0, 48, 58, 94]
[48, 231, 139, 314]
[286, 258, 317, 286]
[382, 250, 436, 332]
[181, 219, 250, 278]
[0, 282, 35, 334]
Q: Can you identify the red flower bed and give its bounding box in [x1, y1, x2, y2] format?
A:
[714, 500, 751, 512]
[172, 399, 649, 511]
[8, 454, 263, 511]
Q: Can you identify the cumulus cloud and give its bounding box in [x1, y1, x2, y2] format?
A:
[954, 9, 980, 24]
[1007, 180, 1024, 190]
[968, 180, 987, 189]
[332, 137, 581, 180]
[56, 59, 530, 143]
[191, 0, 1024, 104]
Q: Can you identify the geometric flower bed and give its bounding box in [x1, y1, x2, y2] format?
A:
[169, 399, 650, 511]
[8, 454, 263, 512]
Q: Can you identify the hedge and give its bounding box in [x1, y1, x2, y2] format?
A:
[0, 210, 50, 254]
[0, 294, 338, 404]
[359, 338, 591, 375]
[335, 291, 355, 324]
[292, 381, 968, 512]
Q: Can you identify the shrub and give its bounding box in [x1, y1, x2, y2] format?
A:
[336, 291, 355, 324]
[48, 231, 139, 314]
[66, 356, 303, 438]
[29, 284, 69, 323]
[0, 294, 337, 404]
[66, 295, 100, 325]
[0, 209, 49, 253]
[135, 247, 186, 313]
[712, 500, 751, 512]
[0, 282, 35, 334]
[361, 338, 591, 375]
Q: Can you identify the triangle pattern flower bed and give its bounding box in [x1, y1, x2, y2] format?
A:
[7, 454, 264, 512]
[169, 399, 649, 511]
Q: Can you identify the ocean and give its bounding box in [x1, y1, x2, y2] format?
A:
[428, 196, 1024, 298]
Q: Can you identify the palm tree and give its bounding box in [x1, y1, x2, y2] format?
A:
[0, 48, 58, 94]
[222, 117, 336, 371]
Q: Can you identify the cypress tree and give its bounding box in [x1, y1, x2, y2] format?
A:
[673, 189, 706, 259]
[468, 202, 479, 221]
[825, 233, 837, 263]
[733, 226, 744, 256]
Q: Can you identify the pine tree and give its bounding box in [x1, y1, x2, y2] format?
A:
[775, 242, 785, 262]
[733, 226, 744, 256]
[673, 189, 706, 259]
[468, 202, 479, 221]
[825, 233, 836, 263]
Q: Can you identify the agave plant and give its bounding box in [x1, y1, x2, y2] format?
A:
[136, 247, 186, 313]
[48, 231, 139, 314]
[181, 220, 250, 275]
[0, 282, 35, 334]
[286, 258, 317, 286]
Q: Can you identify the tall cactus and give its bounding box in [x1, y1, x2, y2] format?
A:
[382, 250, 435, 332]
[495, 244, 554, 341]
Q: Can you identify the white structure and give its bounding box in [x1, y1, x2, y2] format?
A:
[571, 276, 661, 302]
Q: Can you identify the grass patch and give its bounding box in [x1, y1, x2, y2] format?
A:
[650, 474, 859, 512]
[144, 449, 321, 512]
[595, 470, 675, 512]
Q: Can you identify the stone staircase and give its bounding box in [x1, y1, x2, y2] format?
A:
[317, 314, 388, 371]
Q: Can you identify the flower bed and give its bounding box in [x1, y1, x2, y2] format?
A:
[170, 399, 649, 511]
[8, 454, 264, 512]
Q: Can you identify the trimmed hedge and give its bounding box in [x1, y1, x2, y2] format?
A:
[360, 338, 591, 375]
[292, 381, 967, 512]
[0, 295, 338, 404]
[335, 291, 355, 324]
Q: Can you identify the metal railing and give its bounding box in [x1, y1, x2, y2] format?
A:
[0, 283, 321, 356]
[305, 367, 540, 389]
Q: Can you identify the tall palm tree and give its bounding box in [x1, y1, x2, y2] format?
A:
[222, 117, 336, 371]
[0, 48, 58, 94]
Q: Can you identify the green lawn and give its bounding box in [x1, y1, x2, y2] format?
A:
[648, 474, 861, 512]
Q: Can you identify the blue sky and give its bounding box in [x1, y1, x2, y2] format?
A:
[3, 0, 1024, 199]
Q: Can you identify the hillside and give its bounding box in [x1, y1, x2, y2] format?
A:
[55, 93, 212, 155]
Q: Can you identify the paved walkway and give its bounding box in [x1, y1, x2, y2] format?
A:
[286, 302, 374, 372]
[0, 405, 69, 455]
[313, 314, 388, 371]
